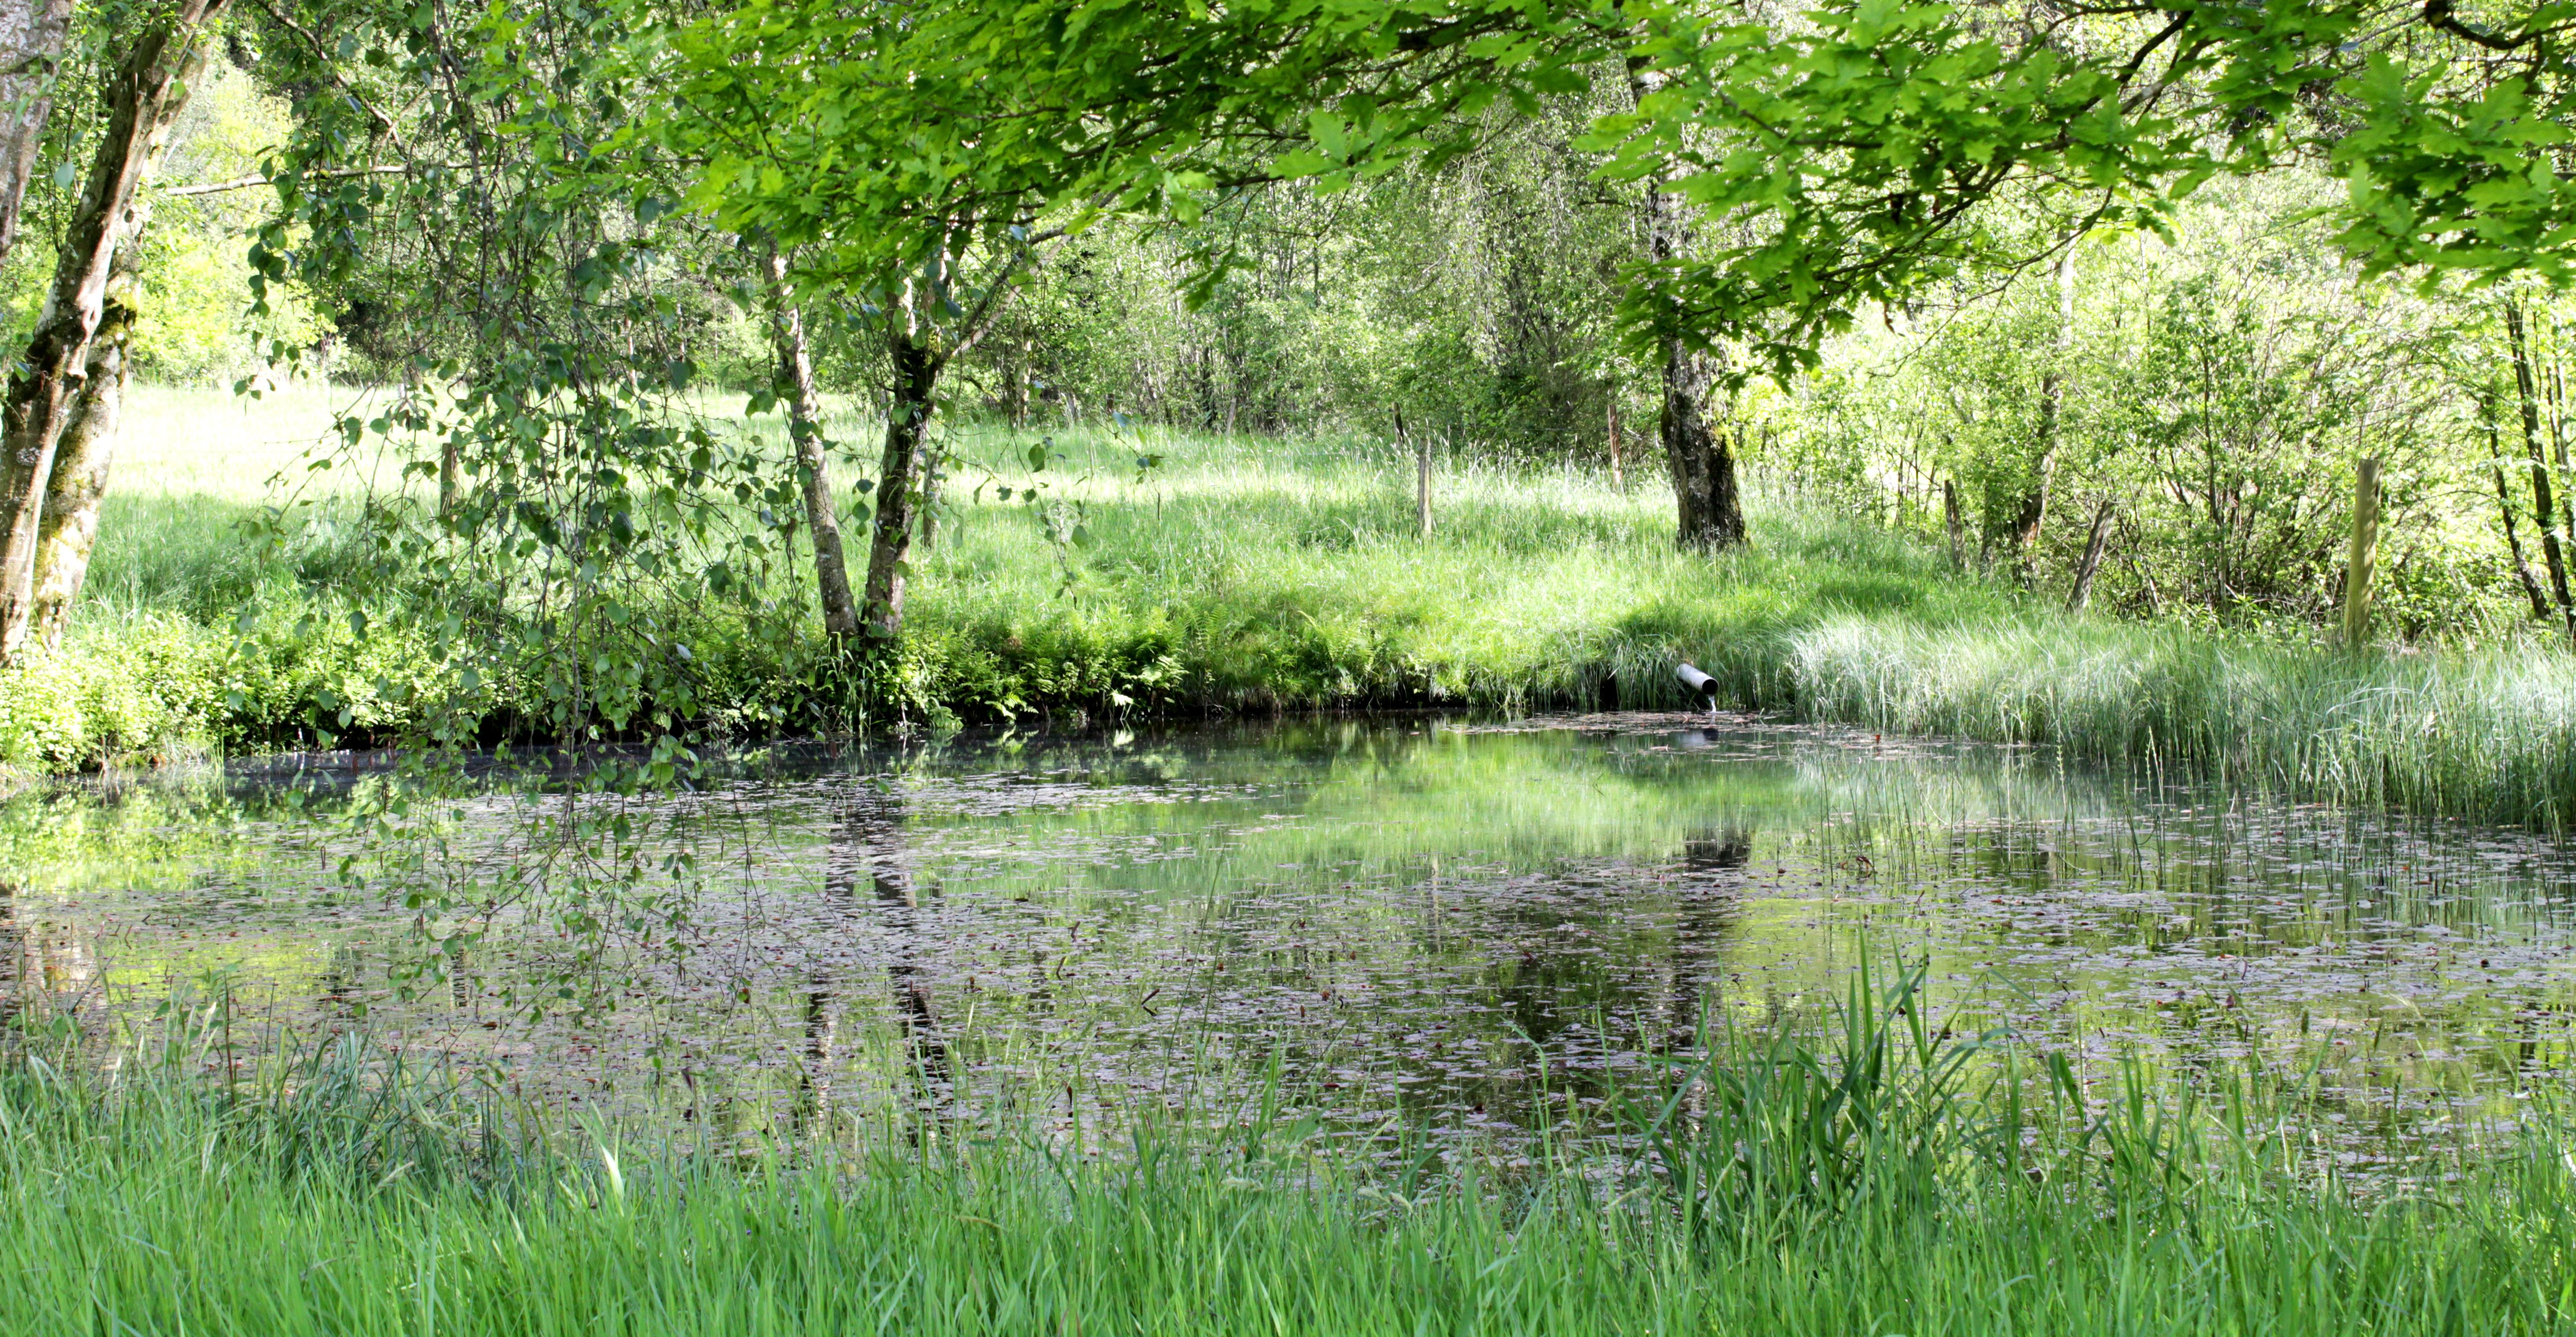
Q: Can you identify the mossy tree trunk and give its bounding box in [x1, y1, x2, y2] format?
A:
[23, 235, 135, 653]
[0, 0, 227, 664]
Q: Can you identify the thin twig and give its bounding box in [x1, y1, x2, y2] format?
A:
[164, 163, 436, 196]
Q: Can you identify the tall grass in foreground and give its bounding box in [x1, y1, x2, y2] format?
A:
[6, 965, 2575, 1335]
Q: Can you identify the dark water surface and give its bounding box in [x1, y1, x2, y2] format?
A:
[7, 713, 2576, 1153]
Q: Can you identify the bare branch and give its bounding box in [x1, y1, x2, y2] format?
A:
[163, 163, 430, 196]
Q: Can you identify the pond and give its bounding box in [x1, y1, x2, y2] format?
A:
[6, 712, 2576, 1159]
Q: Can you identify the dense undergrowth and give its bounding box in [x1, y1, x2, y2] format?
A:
[11, 403, 2576, 827]
[5, 966, 2572, 1335]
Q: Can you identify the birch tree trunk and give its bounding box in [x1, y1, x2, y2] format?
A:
[0, 0, 70, 265]
[769, 253, 861, 639]
[0, 0, 228, 663]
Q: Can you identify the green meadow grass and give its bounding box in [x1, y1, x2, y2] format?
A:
[7, 969, 2574, 1336]
[10, 388, 2576, 829]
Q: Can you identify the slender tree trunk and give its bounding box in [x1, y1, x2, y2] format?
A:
[1605, 386, 1624, 491]
[2341, 457, 2381, 646]
[2012, 246, 2077, 581]
[768, 252, 861, 639]
[2065, 499, 2114, 613]
[2506, 298, 2576, 639]
[437, 440, 461, 518]
[863, 298, 940, 640]
[0, 0, 227, 663]
[0, 0, 70, 266]
[2550, 345, 2576, 555]
[1011, 331, 1032, 426]
[1943, 477, 1963, 569]
[2486, 395, 2551, 619]
[1643, 177, 1743, 551]
[1413, 418, 1432, 537]
[23, 238, 135, 653]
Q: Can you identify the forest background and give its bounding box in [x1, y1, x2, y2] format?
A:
[7, 0, 2576, 825]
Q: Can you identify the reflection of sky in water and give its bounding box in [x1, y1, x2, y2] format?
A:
[6, 713, 2576, 1153]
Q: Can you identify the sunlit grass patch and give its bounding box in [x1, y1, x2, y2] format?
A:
[11, 390, 2576, 829]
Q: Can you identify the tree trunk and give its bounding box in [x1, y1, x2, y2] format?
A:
[2012, 246, 2077, 582]
[437, 440, 461, 519]
[1643, 179, 1743, 551]
[0, 0, 70, 266]
[1943, 478, 1963, 569]
[2065, 498, 2114, 613]
[863, 303, 939, 640]
[1605, 386, 1624, 491]
[0, 0, 227, 664]
[1409, 414, 1432, 537]
[2341, 456, 2381, 647]
[2550, 348, 2576, 557]
[916, 445, 942, 550]
[1011, 330, 1032, 427]
[23, 240, 135, 653]
[2486, 394, 2552, 619]
[2506, 298, 2576, 639]
[769, 253, 861, 639]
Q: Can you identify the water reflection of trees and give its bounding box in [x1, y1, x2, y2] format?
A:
[802, 786, 950, 1130]
[1408, 823, 1752, 1133]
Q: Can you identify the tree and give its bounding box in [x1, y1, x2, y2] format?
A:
[0, 0, 230, 663]
[661, 0, 1627, 623]
[0, 0, 73, 264]
[248, 0, 803, 746]
[1596, 0, 2576, 383]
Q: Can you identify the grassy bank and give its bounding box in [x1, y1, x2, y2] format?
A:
[8, 973, 2575, 1335]
[11, 387, 2576, 826]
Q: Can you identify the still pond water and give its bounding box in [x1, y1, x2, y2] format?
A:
[6, 712, 2576, 1154]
